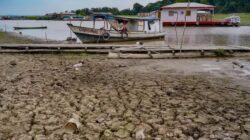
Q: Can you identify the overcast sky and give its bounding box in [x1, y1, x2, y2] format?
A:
[0, 0, 158, 15]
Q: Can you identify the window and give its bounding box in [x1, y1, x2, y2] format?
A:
[169, 11, 175, 16]
[186, 10, 191, 16]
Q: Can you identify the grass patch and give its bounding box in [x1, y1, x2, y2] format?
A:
[213, 48, 227, 57]
[0, 32, 34, 44]
[214, 13, 250, 26]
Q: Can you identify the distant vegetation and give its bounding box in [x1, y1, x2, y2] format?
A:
[74, 0, 250, 16]
[23, 16, 38, 20]
[24, 16, 49, 20]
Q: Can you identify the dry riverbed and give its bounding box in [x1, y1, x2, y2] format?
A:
[0, 54, 250, 140]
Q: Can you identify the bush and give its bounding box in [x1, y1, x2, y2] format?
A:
[214, 49, 227, 57]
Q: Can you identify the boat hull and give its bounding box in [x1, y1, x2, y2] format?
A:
[14, 26, 47, 30]
[67, 23, 165, 43]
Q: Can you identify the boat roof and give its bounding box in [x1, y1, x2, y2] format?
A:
[114, 16, 159, 21]
[92, 12, 114, 20]
[161, 2, 215, 9]
[91, 12, 159, 21]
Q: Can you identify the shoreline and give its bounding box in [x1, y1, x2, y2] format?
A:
[0, 31, 71, 44]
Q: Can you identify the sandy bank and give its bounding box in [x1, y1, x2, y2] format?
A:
[0, 31, 74, 44]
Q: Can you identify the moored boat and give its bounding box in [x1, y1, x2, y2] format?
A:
[14, 26, 47, 30]
[67, 13, 165, 43]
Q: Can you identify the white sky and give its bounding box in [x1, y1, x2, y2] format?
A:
[0, 0, 159, 15]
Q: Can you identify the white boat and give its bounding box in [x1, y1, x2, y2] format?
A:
[67, 13, 165, 43]
[224, 15, 240, 26]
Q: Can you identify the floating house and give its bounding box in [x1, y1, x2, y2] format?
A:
[160, 2, 240, 26]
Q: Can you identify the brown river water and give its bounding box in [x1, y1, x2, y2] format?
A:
[0, 20, 250, 47]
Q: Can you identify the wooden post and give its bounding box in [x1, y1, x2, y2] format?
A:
[118, 50, 121, 58]
[172, 50, 175, 56]
[80, 21, 82, 27]
[143, 21, 145, 31]
[212, 10, 214, 21]
[200, 50, 205, 56]
[45, 32, 48, 43]
[148, 51, 153, 58]
[159, 19, 161, 32]
[80, 19, 83, 27]
[106, 20, 108, 29]
[229, 50, 234, 55]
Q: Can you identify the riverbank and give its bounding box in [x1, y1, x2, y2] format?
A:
[0, 31, 36, 44]
[0, 31, 72, 44]
[0, 54, 250, 139]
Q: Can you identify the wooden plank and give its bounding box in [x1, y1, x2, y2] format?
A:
[0, 44, 168, 49]
[0, 49, 109, 54]
[111, 48, 250, 54]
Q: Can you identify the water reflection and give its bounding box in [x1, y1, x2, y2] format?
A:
[163, 27, 250, 47]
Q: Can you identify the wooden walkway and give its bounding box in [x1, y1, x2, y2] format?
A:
[0, 44, 120, 54]
[0, 44, 250, 58]
[109, 46, 250, 58]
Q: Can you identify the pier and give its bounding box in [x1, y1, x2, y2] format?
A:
[0, 44, 249, 58]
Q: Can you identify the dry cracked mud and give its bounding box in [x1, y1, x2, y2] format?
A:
[0, 54, 250, 140]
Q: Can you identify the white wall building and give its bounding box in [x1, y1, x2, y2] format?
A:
[161, 2, 215, 24]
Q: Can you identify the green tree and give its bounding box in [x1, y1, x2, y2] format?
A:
[132, 3, 144, 14]
[72, 0, 250, 16]
[200, 0, 208, 4]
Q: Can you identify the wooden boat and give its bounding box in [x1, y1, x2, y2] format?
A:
[67, 13, 165, 43]
[14, 26, 47, 30]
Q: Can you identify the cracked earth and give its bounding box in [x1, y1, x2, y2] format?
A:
[0, 54, 250, 140]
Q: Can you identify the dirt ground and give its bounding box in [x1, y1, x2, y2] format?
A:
[0, 54, 250, 140]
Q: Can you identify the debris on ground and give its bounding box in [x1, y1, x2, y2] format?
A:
[64, 114, 81, 134]
[9, 60, 17, 66]
[233, 61, 244, 68]
[73, 62, 84, 70]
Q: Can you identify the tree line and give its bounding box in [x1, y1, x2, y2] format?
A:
[74, 0, 250, 16]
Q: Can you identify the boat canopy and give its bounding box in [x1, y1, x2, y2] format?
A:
[92, 12, 114, 20]
[114, 16, 160, 22]
[91, 12, 159, 22]
[114, 16, 159, 25]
